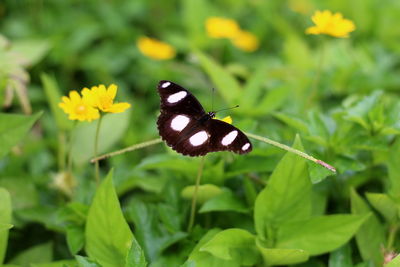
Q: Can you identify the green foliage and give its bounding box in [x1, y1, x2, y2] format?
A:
[1, 0, 400, 266]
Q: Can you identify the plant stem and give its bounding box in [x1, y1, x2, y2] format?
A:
[387, 224, 399, 250]
[94, 115, 103, 184]
[91, 138, 163, 163]
[245, 132, 336, 173]
[187, 156, 206, 233]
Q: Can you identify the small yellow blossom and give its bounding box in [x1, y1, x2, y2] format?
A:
[306, 10, 356, 38]
[231, 30, 259, 52]
[137, 36, 176, 60]
[205, 17, 241, 39]
[218, 116, 233, 124]
[58, 91, 99, 122]
[82, 84, 131, 113]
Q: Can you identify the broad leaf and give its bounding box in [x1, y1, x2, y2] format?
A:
[328, 245, 353, 267]
[0, 112, 42, 158]
[125, 239, 147, 267]
[254, 135, 312, 239]
[350, 189, 385, 266]
[200, 229, 259, 265]
[76, 255, 101, 267]
[85, 170, 134, 267]
[0, 188, 11, 264]
[181, 184, 222, 205]
[9, 242, 52, 265]
[366, 193, 398, 223]
[256, 238, 309, 265]
[276, 214, 369, 255]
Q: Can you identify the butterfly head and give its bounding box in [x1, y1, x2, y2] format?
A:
[208, 111, 216, 118]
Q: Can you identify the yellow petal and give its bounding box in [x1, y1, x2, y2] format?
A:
[107, 84, 118, 100]
[106, 102, 131, 113]
[220, 116, 232, 124]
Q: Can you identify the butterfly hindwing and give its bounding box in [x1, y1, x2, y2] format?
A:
[157, 80, 252, 157]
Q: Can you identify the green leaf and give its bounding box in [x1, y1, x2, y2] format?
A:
[387, 138, 400, 202]
[85, 170, 134, 267]
[200, 229, 259, 265]
[71, 111, 131, 165]
[350, 189, 385, 265]
[125, 239, 147, 267]
[366, 193, 398, 223]
[199, 190, 248, 213]
[181, 184, 223, 205]
[256, 239, 309, 265]
[76, 255, 101, 267]
[40, 73, 73, 131]
[194, 50, 241, 103]
[273, 112, 309, 134]
[66, 225, 84, 255]
[386, 254, 400, 267]
[328, 245, 353, 267]
[0, 188, 11, 264]
[254, 135, 312, 239]
[276, 214, 369, 255]
[9, 242, 53, 265]
[0, 112, 42, 158]
[186, 229, 240, 267]
[31, 260, 77, 267]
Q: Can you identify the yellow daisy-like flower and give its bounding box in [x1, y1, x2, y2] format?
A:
[205, 17, 241, 39]
[306, 10, 356, 38]
[137, 36, 176, 60]
[231, 30, 259, 52]
[58, 91, 100, 122]
[82, 84, 131, 113]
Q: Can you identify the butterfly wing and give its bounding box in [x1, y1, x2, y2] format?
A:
[157, 80, 207, 154]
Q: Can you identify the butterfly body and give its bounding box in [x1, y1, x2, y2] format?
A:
[157, 80, 252, 157]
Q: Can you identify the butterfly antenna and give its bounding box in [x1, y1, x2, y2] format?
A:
[214, 105, 239, 113]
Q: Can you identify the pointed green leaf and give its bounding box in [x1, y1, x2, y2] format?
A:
[187, 229, 240, 267]
[0, 112, 42, 158]
[9, 242, 52, 265]
[0, 188, 11, 264]
[125, 239, 147, 267]
[256, 239, 309, 265]
[200, 229, 259, 265]
[351, 189, 385, 266]
[85, 170, 134, 267]
[276, 214, 369, 255]
[366, 193, 398, 223]
[194, 50, 241, 103]
[254, 135, 312, 238]
[76, 255, 101, 267]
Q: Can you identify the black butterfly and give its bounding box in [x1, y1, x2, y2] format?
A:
[157, 80, 252, 157]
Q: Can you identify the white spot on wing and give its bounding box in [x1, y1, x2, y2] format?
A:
[170, 115, 190, 131]
[221, 130, 238, 146]
[167, 91, 187, 103]
[189, 131, 208, 146]
[161, 81, 171, 88]
[242, 143, 250, 151]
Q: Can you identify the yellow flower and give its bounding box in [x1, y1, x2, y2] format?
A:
[205, 17, 241, 39]
[137, 36, 176, 60]
[217, 116, 233, 124]
[231, 30, 259, 52]
[58, 91, 100, 122]
[82, 84, 131, 113]
[306, 10, 356, 38]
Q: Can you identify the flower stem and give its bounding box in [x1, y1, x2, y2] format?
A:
[94, 115, 103, 184]
[187, 156, 206, 233]
[91, 138, 163, 163]
[245, 132, 336, 173]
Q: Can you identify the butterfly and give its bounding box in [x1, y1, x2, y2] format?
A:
[156, 80, 252, 156]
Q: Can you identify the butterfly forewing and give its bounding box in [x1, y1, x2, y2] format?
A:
[157, 80, 252, 157]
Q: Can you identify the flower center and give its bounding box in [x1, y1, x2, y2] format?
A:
[75, 104, 86, 114]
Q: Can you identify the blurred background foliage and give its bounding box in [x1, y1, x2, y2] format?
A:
[1, 0, 400, 266]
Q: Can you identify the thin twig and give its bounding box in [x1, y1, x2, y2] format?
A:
[245, 132, 336, 173]
[90, 138, 163, 163]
